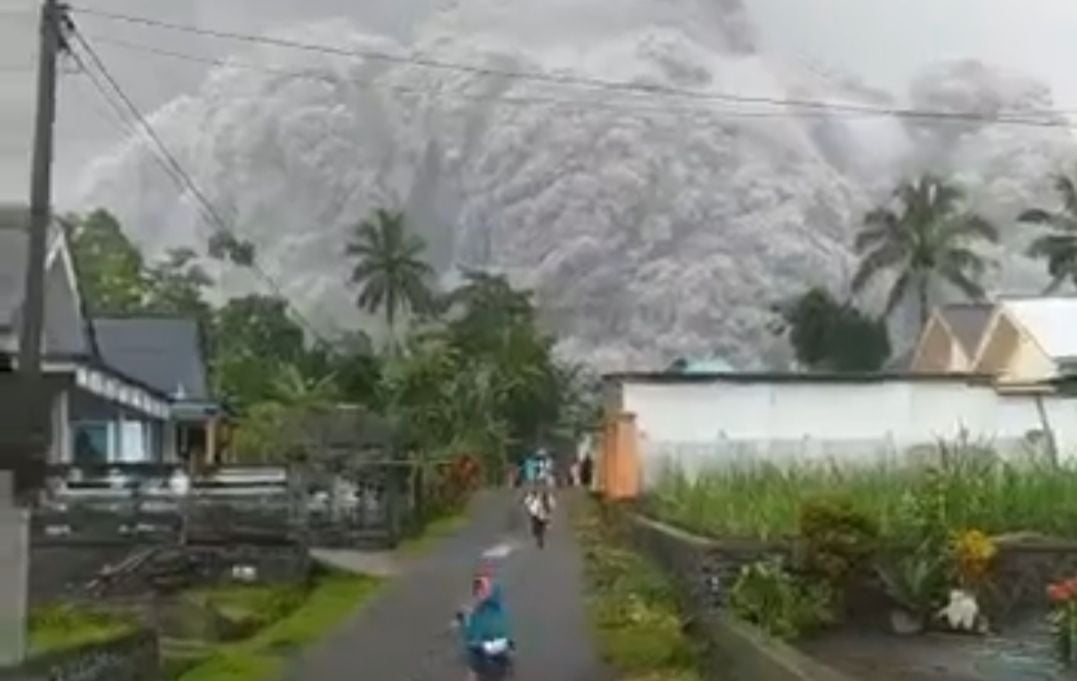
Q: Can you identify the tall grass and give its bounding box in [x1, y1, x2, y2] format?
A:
[647, 439, 1077, 541]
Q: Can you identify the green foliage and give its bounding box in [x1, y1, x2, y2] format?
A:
[773, 287, 891, 371]
[29, 603, 138, 655]
[729, 559, 834, 641]
[798, 496, 880, 589]
[649, 438, 1077, 542]
[345, 209, 433, 342]
[1019, 171, 1077, 293]
[853, 174, 998, 328]
[177, 572, 381, 681]
[66, 209, 148, 314]
[209, 295, 306, 410]
[191, 583, 307, 637]
[143, 247, 215, 322]
[876, 544, 947, 620]
[575, 501, 702, 679]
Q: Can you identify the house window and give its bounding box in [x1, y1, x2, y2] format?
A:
[72, 421, 110, 466]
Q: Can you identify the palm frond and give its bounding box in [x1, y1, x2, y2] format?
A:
[883, 270, 912, 316]
[851, 244, 906, 292]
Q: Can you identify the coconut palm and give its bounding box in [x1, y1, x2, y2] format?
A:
[1018, 172, 1077, 292]
[345, 209, 433, 346]
[852, 175, 998, 330]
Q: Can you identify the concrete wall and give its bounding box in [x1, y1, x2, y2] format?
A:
[0, 630, 158, 681]
[614, 377, 1077, 487]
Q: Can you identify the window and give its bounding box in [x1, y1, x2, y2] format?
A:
[72, 422, 109, 466]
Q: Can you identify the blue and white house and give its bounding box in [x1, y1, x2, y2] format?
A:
[0, 210, 222, 465]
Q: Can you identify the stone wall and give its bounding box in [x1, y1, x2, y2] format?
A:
[627, 515, 790, 610]
[625, 514, 847, 681]
[0, 630, 158, 681]
[990, 536, 1077, 616]
[629, 514, 1077, 617]
[30, 542, 310, 604]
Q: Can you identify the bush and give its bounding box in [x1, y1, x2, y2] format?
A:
[798, 496, 879, 590]
[730, 559, 834, 641]
[575, 500, 702, 678]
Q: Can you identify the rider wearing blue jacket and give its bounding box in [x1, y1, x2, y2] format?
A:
[460, 571, 513, 679]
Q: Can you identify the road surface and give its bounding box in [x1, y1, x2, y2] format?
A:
[283, 490, 613, 681]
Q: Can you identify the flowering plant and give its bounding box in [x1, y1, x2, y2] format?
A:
[951, 529, 997, 589]
[1047, 576, 1077, 666]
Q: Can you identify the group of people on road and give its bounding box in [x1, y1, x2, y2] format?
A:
[457, 446, 597, 679]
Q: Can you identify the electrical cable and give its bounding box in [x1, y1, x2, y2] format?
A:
[64, 23, 336, 346]
[67, 5, 1077, 130]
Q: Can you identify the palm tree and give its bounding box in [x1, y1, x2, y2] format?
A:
[1018, 172, 1077, 292]
[852, 175, 998, 330]
[345, 209, 433, 346]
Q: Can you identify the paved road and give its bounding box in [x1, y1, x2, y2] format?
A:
[283, 490, 613, 681]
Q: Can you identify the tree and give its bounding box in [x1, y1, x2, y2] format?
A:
[209, 295, 306, 410]
[852, 175, 998, 330]
[345, 209, 433, 346]
[773, 287, 891, 372]
[66, 209, 148, 314]
[1019, 172, 1077, 292]
[143, 248, 214, 321]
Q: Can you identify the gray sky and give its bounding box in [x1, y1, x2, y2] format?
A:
[54, 0, 1077, 203]
[750, 0, 1077, 105]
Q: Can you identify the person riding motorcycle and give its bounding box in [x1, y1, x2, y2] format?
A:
[457, 567, 514, 680]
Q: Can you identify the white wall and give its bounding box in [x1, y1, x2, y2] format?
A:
[619, 379, 1077, 487]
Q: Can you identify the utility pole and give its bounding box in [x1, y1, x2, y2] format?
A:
[14, 0, 63, 491]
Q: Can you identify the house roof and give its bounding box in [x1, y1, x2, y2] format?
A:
[604, 370, 996, 385]
[91, 317, 211, 402]
[999, 298, 1077, 361]
[0, 209, 91, 356]
[937, 303, 993, 358]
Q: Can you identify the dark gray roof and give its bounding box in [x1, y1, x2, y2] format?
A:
[91, 317, 211, 402]
[938, 303, 993, 357]
[0, 210, 90, 356]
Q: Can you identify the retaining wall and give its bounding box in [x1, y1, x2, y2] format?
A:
[626, 513, 1077, 681]
[0, 630, 157, 681]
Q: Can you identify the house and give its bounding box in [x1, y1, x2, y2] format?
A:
[0, 210, 221, 466]
[91, 317, 228, 465]
[970, 297, 1077, 392]
[909, 303, 994, 374]
[598, 368, 1077, 496]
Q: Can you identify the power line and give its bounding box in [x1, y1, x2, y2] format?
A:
[81, 34, 933, 123]
[68, 5, 1077, 130]
[64, 23, 334, 346]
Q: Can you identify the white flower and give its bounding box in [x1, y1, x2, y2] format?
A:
[938, 589, 979, 631]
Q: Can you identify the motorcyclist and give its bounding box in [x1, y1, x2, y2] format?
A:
[458, 566, 514, 680]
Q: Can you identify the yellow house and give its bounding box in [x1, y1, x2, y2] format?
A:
[909, 303, 994, 374]
[971, 297, 1077, 392]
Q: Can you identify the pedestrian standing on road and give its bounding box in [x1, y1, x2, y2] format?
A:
[524, 488, 555, 549]
[579, 454, 594, 489]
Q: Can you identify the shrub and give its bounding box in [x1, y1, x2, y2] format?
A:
[798, 496, 879, 590]
[730, 559, 834, 641]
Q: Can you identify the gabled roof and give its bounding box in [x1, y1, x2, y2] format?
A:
[0, 207, 91, 356]
[937, 303, 993, 358]
[999, 297, 1077, 361]
[91, 317, 211, 402]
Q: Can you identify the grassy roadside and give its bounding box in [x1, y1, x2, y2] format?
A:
[29, 604, 140, 656]
[573, 498, 703, 681]
[400, 512, 468, 557]
[175, 571, 382, 681]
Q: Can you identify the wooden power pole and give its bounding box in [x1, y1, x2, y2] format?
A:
[14, 0, 62, 486]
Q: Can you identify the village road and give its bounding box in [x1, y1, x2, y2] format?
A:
[282, 489, 613, 681]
